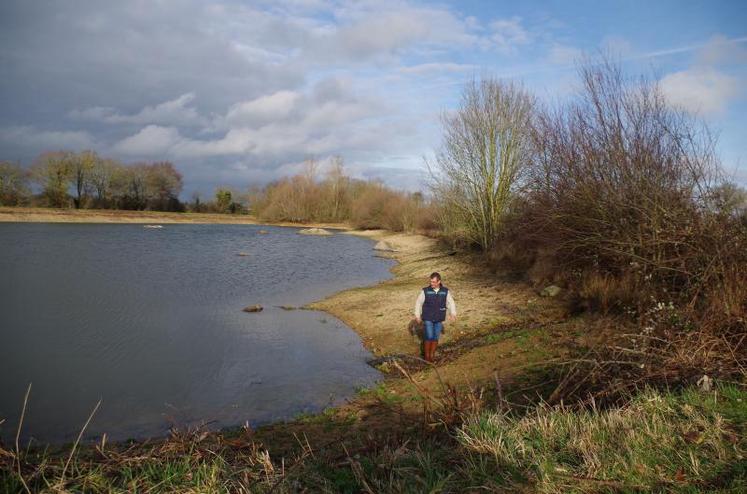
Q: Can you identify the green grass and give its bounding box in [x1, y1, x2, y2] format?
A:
[2, 385, 744, 493]
[457, 384, 747, 493]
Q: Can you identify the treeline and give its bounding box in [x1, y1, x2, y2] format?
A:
[247, 157, 433, 231]
[430, 60, 746, 392]
[0, 151, 184, 211]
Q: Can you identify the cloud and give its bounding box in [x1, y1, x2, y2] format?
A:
[660, 36, 746, 116]
[696, 35, 747, 66]
[111, 76, 402, 162]
[0, 126, 96, 151]
[302, 3, 482, 64]
[398, 62, 476, 75]
[661, 67, 740, 115]
[71, 94, 206, 127]
[112, 125, 183, 156]
[224, 91, 301, 128]
[489, 17, 530, 54]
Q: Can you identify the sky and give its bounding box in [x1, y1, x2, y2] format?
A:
[1, 0, 745, 197]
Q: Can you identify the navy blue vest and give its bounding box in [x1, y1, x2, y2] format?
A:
[422, 285, 448, 322]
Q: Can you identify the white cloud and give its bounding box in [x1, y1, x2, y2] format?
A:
[661, 67, 740, 115]
[224, 91, 301, 127]
[112, 125, 182, 156]
[489, 17, 530, 54]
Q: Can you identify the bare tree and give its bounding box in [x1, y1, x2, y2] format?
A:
[430, 78, 535, 250]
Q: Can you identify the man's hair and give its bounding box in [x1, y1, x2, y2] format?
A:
[429, 272, 441, 281]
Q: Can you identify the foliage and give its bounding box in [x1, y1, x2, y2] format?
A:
[0, 161, 30, 206]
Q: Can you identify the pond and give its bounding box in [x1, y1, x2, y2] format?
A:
[0, 223, 394, 444]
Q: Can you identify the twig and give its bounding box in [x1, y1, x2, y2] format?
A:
[15, 383, 32, 494]
[59, 399, 101, 486]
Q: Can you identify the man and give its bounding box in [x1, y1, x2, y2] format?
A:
[414, 272, 456, 362]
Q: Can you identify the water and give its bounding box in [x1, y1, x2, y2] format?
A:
[0, 223, 394, 444]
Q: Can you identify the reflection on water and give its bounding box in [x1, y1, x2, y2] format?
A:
[0, 223, 394, 444]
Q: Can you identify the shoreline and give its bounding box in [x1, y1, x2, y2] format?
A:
[0, 206, 349, 230]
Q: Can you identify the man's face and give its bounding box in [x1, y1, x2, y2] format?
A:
[429, 277, 441, 289]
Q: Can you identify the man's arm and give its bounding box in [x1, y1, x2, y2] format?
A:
[414, 291, 425, 322]
[446, 291, 457, 321]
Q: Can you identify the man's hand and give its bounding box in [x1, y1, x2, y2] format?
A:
[448, 314, 456, 323]
[416, 317, 422, 324]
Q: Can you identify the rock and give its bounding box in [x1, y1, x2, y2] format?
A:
[258, 230, 269, 234]
[540, 285, 562, 297]
[373, 240, 395, 251]
[278, 305, 297, 311]
[298, 228, 332, 236]
[242, 304, 263, 313]
[697, 374, 712, 391]
[144, 224, 163, 228]
[237, 252, 251, 257]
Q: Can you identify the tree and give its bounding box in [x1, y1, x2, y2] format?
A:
[430, 78, 535, 250]
[90, 158, 122, 208]
[31, 151, 73, 208]
[145, 161, 183, 211]
[0, 161, 30, 206]
[215, 188, 232, 213]
[323, 155, 350, 221]
[69, 150, 98, 208]
[111, 163, 148, 210]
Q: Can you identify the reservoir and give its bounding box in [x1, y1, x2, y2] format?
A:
[0, 223, 394, 444]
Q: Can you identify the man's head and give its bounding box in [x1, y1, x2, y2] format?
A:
[429, 272, 442, 289]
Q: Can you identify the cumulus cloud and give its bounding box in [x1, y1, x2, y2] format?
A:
[660, 36, 746, 116]
[661, 67, 740, 115]
[112, 125, 183, 156]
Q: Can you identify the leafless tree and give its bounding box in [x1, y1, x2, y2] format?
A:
[430, 78, 535, 250]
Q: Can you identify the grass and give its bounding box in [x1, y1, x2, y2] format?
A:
[3, 384, 743, 493]
[457, 384, 746, 493]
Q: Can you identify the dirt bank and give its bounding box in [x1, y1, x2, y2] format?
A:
[0, 207, 347, 229]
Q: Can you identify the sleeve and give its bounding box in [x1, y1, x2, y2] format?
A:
[414, 290, 425, 319]
[446, 291, 457, 317]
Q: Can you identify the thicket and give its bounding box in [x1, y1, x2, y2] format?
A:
[432, 61, 746, 401]
[249, 158, 431, 232]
